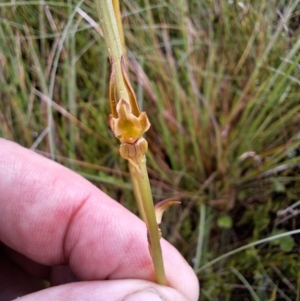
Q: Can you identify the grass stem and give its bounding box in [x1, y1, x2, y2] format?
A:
[193, 203, 206, 271]
[196, 229, 300, 274]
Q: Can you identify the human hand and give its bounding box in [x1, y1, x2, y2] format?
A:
[0, 138, 199, 301]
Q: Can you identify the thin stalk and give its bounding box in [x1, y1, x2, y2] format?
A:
[67, 0, 76, 169]
[297, 271, 300, 301]
[95, 0, 129, 101]
[193, 203, 206, 271]
[230, 267, 260, 301]
[196, 229, 300, 274]
[130, 160, 166, 285]
[95, 0, 167, 285]
[38, 0, 54, 156]
[24, 25, 54, 157]
[129, 162, 146, 221]
[112, 0, 126, 57]
[39, 0, 46, 67]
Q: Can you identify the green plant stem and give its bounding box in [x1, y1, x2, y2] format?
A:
[193, 203, 206, 271]
[196, 228, 300, 274]
[95, 0, 129, 101]
[130, 160, 167, 285]
[230, 267, 260, 301]
[112, 0, 126, 57]
[95, 0, 167, 286]
[129, 163, 146, 221]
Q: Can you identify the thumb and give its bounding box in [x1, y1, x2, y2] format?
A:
[14, 279, 194, 301]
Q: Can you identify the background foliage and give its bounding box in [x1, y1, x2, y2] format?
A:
[0, 0, 300, 300]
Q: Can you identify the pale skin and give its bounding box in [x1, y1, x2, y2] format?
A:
[0, 138, 199, 301]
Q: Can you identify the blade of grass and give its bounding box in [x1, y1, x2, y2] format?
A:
[230, 266, 261, 301]
[193, 203, 206, 271]
[196, 229, 300, 274]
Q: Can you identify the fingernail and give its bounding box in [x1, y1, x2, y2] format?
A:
[123, 289, 166, 301]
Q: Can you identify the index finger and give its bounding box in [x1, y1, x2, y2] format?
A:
[0, 139, 199, 301]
